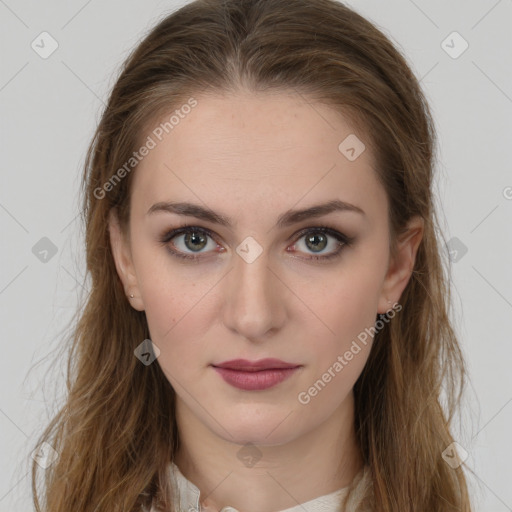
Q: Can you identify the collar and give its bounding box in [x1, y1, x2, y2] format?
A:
[167, 461, 371, 512]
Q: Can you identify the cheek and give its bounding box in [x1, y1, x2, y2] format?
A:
[132, 236, 212, 335]
[296, 282, 377, 416]
[141, 279, 213, 360]
[314, 258, 387, 347]
[141, 275, 211, 388]
[299, 248, 386, 398]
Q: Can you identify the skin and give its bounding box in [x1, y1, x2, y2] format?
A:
[109, 89, 423, 512]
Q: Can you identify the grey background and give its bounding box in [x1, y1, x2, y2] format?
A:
[1, 0, 511, 510]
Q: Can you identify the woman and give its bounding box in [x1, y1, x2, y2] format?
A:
[31, 0, 474, 510]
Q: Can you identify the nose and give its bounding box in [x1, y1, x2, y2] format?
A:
[221, 246, 286, 341]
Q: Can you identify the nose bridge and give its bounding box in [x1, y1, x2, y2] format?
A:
[222, 244, 284, 339]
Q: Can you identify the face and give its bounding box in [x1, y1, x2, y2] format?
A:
[109, 89, 422, 447]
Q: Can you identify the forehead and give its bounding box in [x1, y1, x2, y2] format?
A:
[131, 90, 386, 224]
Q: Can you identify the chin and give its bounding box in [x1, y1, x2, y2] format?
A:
[230, 430, 295, 448]
[210, 412, 300, 447]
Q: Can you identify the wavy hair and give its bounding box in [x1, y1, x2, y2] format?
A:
[32, 0, 474, 510]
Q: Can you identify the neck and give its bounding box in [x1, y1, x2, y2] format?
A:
[174, 392, 363, 512]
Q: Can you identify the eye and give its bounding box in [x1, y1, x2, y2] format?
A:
[287, 226, 354, 261]
[159, 224, 354, 262]
[159, 225, 221, 261]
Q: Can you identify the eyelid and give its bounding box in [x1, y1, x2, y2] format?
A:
[159, 225, 221, 261]
[159, 223, 354, 261]
[286, 226, 354, 261]
[289, 225, 351, 244]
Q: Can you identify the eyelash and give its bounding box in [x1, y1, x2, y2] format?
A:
[158, 223, 355, 262]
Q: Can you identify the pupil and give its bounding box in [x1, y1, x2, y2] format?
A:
[306, 233, 327, 252]
[185, 232, 207, 252]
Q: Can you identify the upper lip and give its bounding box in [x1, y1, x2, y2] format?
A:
[212, 358, 300, 371]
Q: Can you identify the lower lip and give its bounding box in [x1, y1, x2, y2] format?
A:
[212, 366, 300, 390]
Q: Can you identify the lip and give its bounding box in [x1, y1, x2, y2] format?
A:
[212, 358, 300, 371]
[212, 367, 300, 391]
[211, 359, 302, 391]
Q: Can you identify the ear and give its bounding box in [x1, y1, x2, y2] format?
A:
[108, 209, 145, 311]
[377, 216, 424, 314]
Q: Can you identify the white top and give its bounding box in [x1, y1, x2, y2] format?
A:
[149, 461, 373, 512]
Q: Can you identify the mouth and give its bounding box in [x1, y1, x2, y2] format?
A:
[211, 359, 302, 391]
[211, 358, 301, 371]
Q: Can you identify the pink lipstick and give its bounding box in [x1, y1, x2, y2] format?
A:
[211, 358, 301, 391]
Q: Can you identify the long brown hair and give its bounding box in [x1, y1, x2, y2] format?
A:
[31, 0, 474, 510]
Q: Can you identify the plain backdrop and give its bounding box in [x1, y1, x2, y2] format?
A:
[1, 1, 511, 510]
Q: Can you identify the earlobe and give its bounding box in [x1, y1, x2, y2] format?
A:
[377, 216, 424, 314]
[108, 209, 145, 311]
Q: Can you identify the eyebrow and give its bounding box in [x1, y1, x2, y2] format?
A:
[147, 199, 365, 228]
